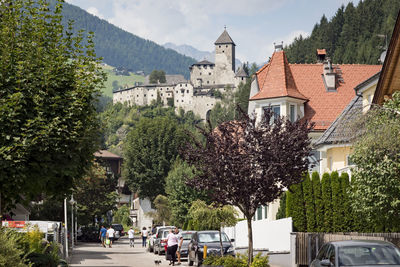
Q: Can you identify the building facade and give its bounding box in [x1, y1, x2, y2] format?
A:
[113, 30, 249, 120]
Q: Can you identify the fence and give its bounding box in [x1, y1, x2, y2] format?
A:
[295, 232, 400, 266]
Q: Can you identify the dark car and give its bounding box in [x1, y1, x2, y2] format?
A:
[176, 231, 196, 259]
[188, 231, 234, 266]
[111, 224, 124, 240]
[310, 240, 400, 267]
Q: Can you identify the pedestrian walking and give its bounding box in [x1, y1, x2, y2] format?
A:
[174, 228, 183, 265]
[128, 227, 135, 247]
[141, 227, 148, 247]
[106, 226, 115, 248]
[167, 229, 178, 266]
[99, 225, 107, 248]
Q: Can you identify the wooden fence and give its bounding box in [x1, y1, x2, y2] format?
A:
[295, 232, 400, 266]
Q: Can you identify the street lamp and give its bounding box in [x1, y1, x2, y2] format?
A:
[69, 195, 76, 250]
[64, 198, 68, 259]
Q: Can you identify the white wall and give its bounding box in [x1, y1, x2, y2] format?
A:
[223, 217, 292, 252]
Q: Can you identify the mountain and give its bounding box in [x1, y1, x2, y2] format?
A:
[52, 1, 196, 78]
[285, 0, 400, 64]
[163, 42, 243, 69]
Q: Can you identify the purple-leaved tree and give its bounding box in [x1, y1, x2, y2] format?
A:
[182, 109, 313, 265]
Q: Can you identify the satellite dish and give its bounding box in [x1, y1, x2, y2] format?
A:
[379, 50, 387, 63]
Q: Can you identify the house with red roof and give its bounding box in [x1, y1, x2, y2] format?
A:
[248, 45, 381, 220]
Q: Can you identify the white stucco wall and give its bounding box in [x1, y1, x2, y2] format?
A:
[223, 217, 292, 252]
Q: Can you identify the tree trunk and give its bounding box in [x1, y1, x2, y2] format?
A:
[246, 216, 253, 266]
[219, 227, 224, 256]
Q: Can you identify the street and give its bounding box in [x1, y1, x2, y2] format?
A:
[70, 237, 190, 267]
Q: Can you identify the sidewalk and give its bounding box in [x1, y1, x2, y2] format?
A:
[70, 237, 182, 267]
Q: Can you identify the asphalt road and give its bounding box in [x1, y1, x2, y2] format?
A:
[70, 237, 190, 267]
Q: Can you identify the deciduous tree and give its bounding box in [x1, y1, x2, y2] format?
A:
[183, 109, 312, 265]
[0, 0, 105, 210]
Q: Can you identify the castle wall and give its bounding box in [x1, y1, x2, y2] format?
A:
[190, 64, 216, 87]
[192, 94, 217, 120]
[174, 83, 194, 112]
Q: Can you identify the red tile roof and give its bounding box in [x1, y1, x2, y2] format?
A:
[251, 51, 381, 131]
[251, 51, 307, 101]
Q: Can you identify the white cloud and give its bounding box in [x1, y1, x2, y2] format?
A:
[86, 6, 104, 19]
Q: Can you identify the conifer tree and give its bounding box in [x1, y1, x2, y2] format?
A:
[287, 183, 307, 232]
[321, 173, 333, 232]
[331, 171, 342, 232]
[312, 172, 324, 232]
[339, 172, 352, 231]
[303, 173, 316, 232]
[276, 192, 287, 220]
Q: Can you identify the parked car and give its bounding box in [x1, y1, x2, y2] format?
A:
[111, 224, 124, 240]
[168, 230, 196, 260]
[149, 226, 175, 253]
[310, 240, 400, 267]
[188, 231, 234, 266]
[154, 229, 170, 255]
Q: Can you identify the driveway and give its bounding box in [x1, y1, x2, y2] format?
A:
[70, 237, 190, 267]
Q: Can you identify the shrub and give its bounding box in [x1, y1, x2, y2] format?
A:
[0, 228, 31, 267]
[202, 253, 269, 267]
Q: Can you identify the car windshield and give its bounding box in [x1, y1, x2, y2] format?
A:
[182, 233, 193, 240]
[198, 232, 229, 243]
[161, 231, 170, 238]
[339, 245, 400, 266]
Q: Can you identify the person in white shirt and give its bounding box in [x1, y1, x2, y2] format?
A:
[106, 226, 115, 248]
[141, 227, 148, 247]
[128, 227, 135, 247]
[167, 229, 179, 266]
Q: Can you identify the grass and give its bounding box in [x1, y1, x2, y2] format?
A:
[101, 64, 146, 97]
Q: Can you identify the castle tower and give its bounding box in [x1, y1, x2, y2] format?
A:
[214, 29, 236, 84]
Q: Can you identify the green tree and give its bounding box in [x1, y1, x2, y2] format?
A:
[321, 173, 332, 232]
[275, 193, 287, 220]
[165, 159, 207, 227]
[312, 172, 324, 232]
[74, 162, 119, 226]
[286, 183, 306, 232]
[148, 195, 171, 225]
[149, 70, 166, 84]
[113, 205, 132, 228]
[330, 171, 342, 231]
[303, 173, 316, 232]
[0, 0, 105, 210]
[350, 92, 400, 232]
[123, 116, 188, 201]
[339, 172, 352, 231]
[188, 200, 237, 256]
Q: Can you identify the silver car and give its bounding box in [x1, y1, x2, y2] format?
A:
[311, 240, 400, 267]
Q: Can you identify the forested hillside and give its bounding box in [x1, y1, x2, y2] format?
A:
[285, 0, 400, 64]
[51, 1, 196, 77]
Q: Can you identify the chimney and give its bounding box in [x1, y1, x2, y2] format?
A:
[323, 57, 336, 91]
[274, 42, 284, 52]
[316, 49, 326, 63]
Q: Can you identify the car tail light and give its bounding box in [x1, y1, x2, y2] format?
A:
[156, 234, 158, 238]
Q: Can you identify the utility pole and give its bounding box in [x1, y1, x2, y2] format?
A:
[70, 195, 75, 250]
[64, 198, 69, 259]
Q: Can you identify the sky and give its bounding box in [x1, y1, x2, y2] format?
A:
[65, 0, 360, 64]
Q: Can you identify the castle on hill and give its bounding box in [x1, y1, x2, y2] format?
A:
[113, 29, 249, 120]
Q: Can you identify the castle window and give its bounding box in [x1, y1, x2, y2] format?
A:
[200, 72, 202, 75]
[177, 100, 179, 102]
[160, 93, 163, 96]
[144, 94, 146, 97]
[209, 72, 211, 75]
[176, 90, 178, 93]
[204, 66, 207, 69]
[219, 45, 221, 48]
[222, 50, 224, 53]
[207, 81, 209, 84]
[242, 77, 244, 81]
[182, 100, 184, 102]
[180, 84, 182, 87]
[160, 88, 162, 91]
[187, 90, 189, 93]
[185, 84, 187, 87]
[168, 93, 170, 96]
[151, 95, 153, 97]
[226, 45, 228, 48]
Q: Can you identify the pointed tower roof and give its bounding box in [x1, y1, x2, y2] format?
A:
[214, 30, 236, 46]
[235, 66, 248, 77]
[250, 51, 307, 101]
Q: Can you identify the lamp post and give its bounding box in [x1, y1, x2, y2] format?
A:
[64, 198, 68, 259]
[69, 195, 76, 250]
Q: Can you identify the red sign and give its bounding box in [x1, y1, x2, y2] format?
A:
[2, 221, 26, 228]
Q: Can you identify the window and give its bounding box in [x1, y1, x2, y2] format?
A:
[209, 72, 212, 75]
[347, 155, 355, 166]
[180, 84, 182, 87]
[329, 156, 333, 170]
[290, 105, 296, 122]
[207, 81, 209, 84]
[308, 151, 321, 173]
[186, 90, 189, 93]
[264, 205, 268, 219]
[222, 50, 224, 53]
[219, 45, 221, 48]
[226, 45, 228, 48]
[200, 72, 202, 75]
[176, 100, 179, 102]
[160, 93, 163, 96]
[144, 94, 146, 97]
[257, 206, 262, 220]
[263, 105, 280, 122]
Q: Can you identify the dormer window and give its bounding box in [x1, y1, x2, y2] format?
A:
[263, 105, 280, 122]
[290, 105, 296, 122]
